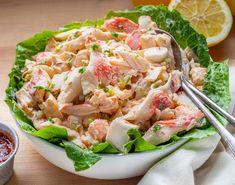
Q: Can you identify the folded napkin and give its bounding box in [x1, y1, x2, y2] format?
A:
[139, 134, 235, 185]
[139, 66, 235, 185]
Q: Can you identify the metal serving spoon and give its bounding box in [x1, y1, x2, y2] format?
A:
[154, 29, 235, 155]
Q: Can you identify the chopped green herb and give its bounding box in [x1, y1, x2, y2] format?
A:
[134, 55, 139, 59]
[55, 42, 63, 51]
[123, 75, 130, 84]
[22, 71, 32, 82]
[48, 81, 55, 89]
[33, 86, 51, 92]
[153, 124, 161, 132]
[98, 84, 103, 89]
[110, 31, 119, 39]
[48, 117, 55, 123]
[87, 118, 94, 124]
[90, 43, 100, 51]
[153, 80, 165, 88]
[98, 84, 115, 96]
[119, 75, 130, 89]
[64, 76, 68, 81]
[78, 67, 86, 74]
[104, 49, 111, 56]
[107, 88, 115, 96]
[103, 86, 109, 93]
[72, 31, 80, 39]
[118, 24, 124, 30]
[85, 92, 93, 100]
[67, 58, 73, 67]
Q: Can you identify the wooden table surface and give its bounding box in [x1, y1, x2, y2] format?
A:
[0, 0, 234, 184]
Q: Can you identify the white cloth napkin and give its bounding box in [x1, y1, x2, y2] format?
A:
[139, 66, 235, 185]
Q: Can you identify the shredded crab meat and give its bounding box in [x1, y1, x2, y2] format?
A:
[16, 15, 207, 150]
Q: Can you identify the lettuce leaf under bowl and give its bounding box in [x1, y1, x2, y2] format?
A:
[5, 5, 230, 172]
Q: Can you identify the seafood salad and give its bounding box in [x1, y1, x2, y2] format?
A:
[15, 15, 207, 152]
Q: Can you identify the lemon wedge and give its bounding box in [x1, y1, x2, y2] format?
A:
[169, 0, 233, 47]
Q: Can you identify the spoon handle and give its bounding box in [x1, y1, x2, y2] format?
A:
[182, 77, 235, 127]
[182, 82, 235, 156]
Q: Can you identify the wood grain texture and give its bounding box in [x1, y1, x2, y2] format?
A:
[0, 0, 234, 184]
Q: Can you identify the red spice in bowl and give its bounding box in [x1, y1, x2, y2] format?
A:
[0, 132, 14, 164]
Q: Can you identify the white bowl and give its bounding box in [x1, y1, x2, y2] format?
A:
[19, 127, 188, 179]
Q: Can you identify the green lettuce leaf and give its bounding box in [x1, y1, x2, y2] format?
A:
[59, 19, 104, 32]
[92, 142, 119, 154]
[124, 129, 157, 153]
[63, 140, 101, 171]
[203, 60, 231, 110]
[5, 99, 36, 133]
[32, 126, 68, 144]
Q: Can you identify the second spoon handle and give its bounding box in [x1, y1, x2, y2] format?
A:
[182, 82, 235, 156]
[182, 77, 235, 127]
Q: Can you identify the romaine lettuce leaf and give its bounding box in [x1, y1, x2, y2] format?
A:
[63, 140, 101, 171]
[32, 126, 68, 144]
[203, 60, 231, 110]
[59, 19, 104, 32]
[124, 129, 157, 153]
[92, 142, 119, 154]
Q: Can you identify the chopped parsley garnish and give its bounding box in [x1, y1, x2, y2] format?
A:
[22, 71, 32, 82]
[48, 81, 55, 89]
[67, 58, 73, 67]
[78, 67, 86, 74]
[110, 31, 119, 41]
[72, 31, 80, 39]
[134, 55, 139, 59]
[33, 86, 51, 92]
[48, 117, 55, 123]
[123, 75, 130, 84]
[55, 42, 63, 51]
[118, 24, 124, 30]
[119, 75, 130, 89]
[98, 84, 103, 89]
[106, 88, 115, 96]
[104, 49, 111, 56]
[103, 86, 109, 93]
[90, 43, 100, 51]
[87, 118, 94, 124]
[98, 84, 115, 96]
[153, 124, 161, 132]
[64, 76, 68, 81]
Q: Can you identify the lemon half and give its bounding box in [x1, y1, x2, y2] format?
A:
[169, 0, 233, 47]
